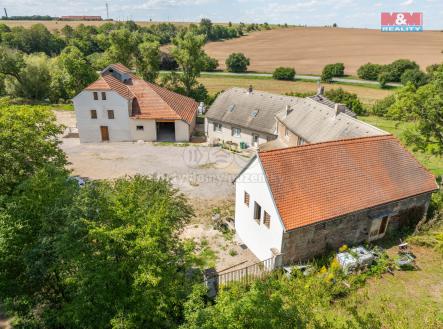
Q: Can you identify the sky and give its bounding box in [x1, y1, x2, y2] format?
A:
[2, 0, 442, 29]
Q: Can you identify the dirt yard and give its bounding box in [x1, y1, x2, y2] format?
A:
[205, 27, 443, 75]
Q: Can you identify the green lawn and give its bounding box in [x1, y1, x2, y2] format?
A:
[359, 116, 443, 176]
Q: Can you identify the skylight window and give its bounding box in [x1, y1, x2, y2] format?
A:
[251, 110, 259, 117]
[229, 104, 236, 112]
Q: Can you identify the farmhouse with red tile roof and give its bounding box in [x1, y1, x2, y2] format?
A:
[234, 135, 438, 262]
[73, 64, 198, 143]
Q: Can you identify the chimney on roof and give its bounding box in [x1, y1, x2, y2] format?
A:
[316, 85, 324, 96]
[248, 85, 253, 94]
[334, 103, 346, 116]
[286, 104, 293, 116]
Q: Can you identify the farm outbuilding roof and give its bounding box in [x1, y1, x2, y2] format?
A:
[275, 97, 388, 144]
[257, 135, 438, 231]
[206, 87, 306, 135]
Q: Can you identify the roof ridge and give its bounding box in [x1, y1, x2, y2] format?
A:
[259, 134, 395, 155]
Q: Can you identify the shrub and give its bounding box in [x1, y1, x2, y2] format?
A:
[370, 94, 396, 116]
[382, 59, 419, 83]
[202, 53, 219, 72]
[225, 52, 250, 73]
[400, 69, 429, 87]
[357, 63, 384, 81]
[324, 88, 365, 115]
[272, 67, 296, 80]
[159, 51, 179, 71]
[377, 71, 391, 88]
[321, 63, 345, 82]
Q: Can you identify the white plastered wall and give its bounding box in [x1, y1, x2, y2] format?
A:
[234, 157, 285, 261]
[206, 119, 270, 147]
[73, 90, 131, 143]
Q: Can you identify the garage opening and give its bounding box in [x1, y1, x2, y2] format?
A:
[156, 121, 175, 142]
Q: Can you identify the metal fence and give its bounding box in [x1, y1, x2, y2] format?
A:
[206, 257, 276, 290]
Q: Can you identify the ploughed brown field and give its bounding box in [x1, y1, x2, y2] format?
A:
[204, 27, 443, 75]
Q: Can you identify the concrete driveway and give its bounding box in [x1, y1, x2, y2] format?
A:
[61, 138, 250, 199]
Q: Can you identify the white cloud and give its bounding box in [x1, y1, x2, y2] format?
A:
[401, 0, 414, 6]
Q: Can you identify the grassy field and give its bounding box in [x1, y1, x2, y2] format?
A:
[360, 116, 443, 176]
[198, 74, 393, 105]
[205, 27, 443, 75]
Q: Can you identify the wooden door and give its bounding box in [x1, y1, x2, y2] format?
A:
[368, 216, 389, 241]
[100, 126, 109, 141]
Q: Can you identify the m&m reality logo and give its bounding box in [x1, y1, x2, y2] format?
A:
[381, 12, 423, 32]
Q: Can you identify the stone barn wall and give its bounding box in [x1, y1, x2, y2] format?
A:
[281, 193, 432, 265]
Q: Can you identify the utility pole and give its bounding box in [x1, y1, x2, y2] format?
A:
[105, 3, 109, 20]
[4, 8, 8, 19]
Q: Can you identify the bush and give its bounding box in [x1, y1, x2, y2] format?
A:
[324, 88, 366, 115]
[272, 67, 296, 80]
[377, 71, 391, 88]
[225, 52, 250, 73]
[159, 51, 179, 71]
[202, 54, 219, 72]
[321, 63, 345, 82]
[370, 94, 396, 116]
[357, 63, 384, 81]
[382, 59, 419, 83]
[400, 69, 429, 87]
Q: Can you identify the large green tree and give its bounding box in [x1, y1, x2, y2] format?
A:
[135, 41, 161, 82]
[4, 52, 52, 100]
[171, 32, 206, 95]
[60, 176, 197, 328]
[50, 46, 98, 101]
[105, 29, 140, 67]
[0, 106, 66, 194]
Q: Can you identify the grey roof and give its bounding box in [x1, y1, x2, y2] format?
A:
[206, 88, 306, 135]
[276, 98, 388, 143]
[308, 94, 356, 118]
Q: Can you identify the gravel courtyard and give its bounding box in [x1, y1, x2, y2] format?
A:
[61, 138, 250, 199]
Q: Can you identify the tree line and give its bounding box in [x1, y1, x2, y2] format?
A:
[0, 19, 273, 103]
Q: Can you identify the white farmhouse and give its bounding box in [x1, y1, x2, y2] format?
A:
[234, 135, 437, 263]
[73, 63, 198, 143]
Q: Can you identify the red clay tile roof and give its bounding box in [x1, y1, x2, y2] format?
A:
[258, 135, 437, 231]
[84, 64, 198, 124]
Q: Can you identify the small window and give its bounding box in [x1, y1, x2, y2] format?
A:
[90, 110, 97, 119]
[93, 92, 98, 100]
[214, 123, 222, 132]
[229, 104, 236, 112]
[136, 125, 144, 131]
[298, 137, 305, 146]
[254, 202, 262, 223]
[232, 127, 241, 137]
[285, 127, 290, 138]
[107, 110, 114, 119]
[264, 211, 271, 228]
[244, 191, 250, 206]
[101, 92, 107, 100]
